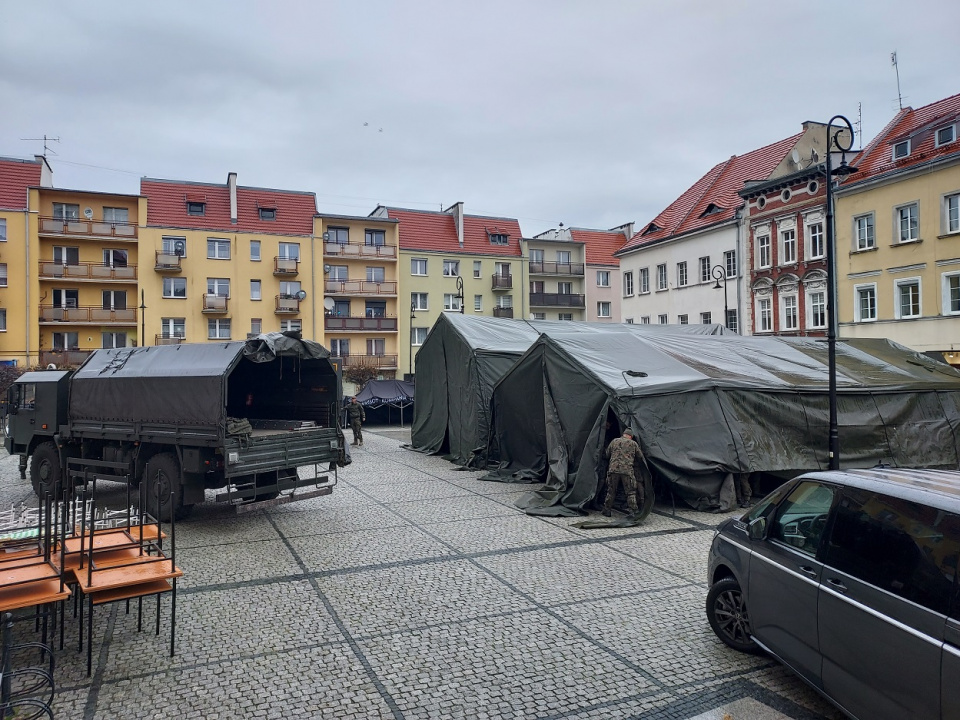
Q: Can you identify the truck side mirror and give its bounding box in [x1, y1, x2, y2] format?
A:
[748, 516, 767, 540]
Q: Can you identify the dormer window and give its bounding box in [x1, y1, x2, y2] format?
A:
[642, 223, 662, 235]
[186, 202, 205, 216]
[701, 203, 722, 217]
[258, 208, 276, 221]
[937, 125, 956, 147]
[893, 140, 910, 159]
[489, 232, 508, 245]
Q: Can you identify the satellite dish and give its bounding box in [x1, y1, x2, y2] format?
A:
[791, 149, 801, 166]
[294, 289, 308, 301]
[83, 207, 93, 219]
[323, 297, 335, 311]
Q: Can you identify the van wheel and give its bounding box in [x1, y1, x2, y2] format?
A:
[30, 442, 62, 501]
[144, 453, 191, 522]
[706, 577, 759, 653]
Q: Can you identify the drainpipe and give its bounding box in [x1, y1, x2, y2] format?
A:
[735, 209, 743, 333]
[24, 193, 32, 367]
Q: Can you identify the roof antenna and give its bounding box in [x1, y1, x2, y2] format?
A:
[891, 51, 903, 110]
[21, 134, 60, 158]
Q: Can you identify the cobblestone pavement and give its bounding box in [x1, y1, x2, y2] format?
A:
[0, 429, 845, 720]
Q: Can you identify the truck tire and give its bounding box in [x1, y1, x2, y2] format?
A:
[30, 442, 62, 501]
[144, 452, 192, 522]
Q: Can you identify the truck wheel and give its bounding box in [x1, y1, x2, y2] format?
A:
[30, 442, 62, 501]
[144, 453, 191, 522]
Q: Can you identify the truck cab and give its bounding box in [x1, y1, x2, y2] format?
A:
[5, 370, 70, 466]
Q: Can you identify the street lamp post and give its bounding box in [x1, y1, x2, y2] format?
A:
[711, 265, 729, 329]
[455, 276, 465, 314]
[139, 290, 146, 347]
[409, 299, 417, 378]
[824, 115, 858, 471]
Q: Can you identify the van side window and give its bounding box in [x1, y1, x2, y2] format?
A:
[821, 489, 960, 615]
[770, 481, 835, 556]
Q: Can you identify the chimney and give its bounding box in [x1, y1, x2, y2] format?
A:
[227, 172, 238, 224]
[35, 155, 53, 187]
[444, 201, 464, 248]
[609, 222, 635, 239]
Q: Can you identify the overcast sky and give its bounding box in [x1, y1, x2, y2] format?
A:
[2, 1, 958, 237]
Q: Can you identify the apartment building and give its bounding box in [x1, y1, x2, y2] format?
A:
[524, 228, 587, 321]
[140, 174, 320, 345]
[370, 203, 523, 377]
[571, 225, 631, 322]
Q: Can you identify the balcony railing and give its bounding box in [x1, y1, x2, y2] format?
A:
[274, 257, 299, 275]
[325, 280, 397, 295]
[529, 292, 585, 308]
[332, 354, 398, 369]
[324, 316, 398, 332]
[39, 305, 137, 323]
[155, 335, 184, 345]
[39, 217, 138, 239]
[202, 295, 229, 313]
[529, 261, 584, 276]
[324, 242, 397, 258]
[39, 350, 92, 367]
[155, 252, 182, 272]
[275, 295, 301, 314]
[492, 307, 514, 318]
[492, 274, 513, 290]
[39, 261, 137, 281]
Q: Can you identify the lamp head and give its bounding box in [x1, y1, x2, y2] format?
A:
[713, 279, 723, 290]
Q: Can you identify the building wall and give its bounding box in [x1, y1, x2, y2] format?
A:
[0, 205, 35, 365]
[586, 264, 620, 322]
[835, 160, 960, 355]
[525, 237, 586, 321]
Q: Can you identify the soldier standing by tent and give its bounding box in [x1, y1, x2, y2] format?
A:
[347, 396, 365, 446]
[602, 428, 644, 517]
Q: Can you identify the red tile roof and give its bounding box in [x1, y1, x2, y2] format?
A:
[383, 207, 523, 257]
[617, 131, 805, 255]
[141, 178, 317, 235]
[842, 92, 960, 185]
[569, 228, 628, 265]
[0, 157, 43, 210]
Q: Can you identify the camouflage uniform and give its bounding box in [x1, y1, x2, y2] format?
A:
[603, 435, 644, 515]
[347, 401, 365, 445]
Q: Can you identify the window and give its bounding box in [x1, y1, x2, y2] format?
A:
[186, 202, 205, 216]
[854, 214, 875, 250]
[943, 273, 960, 315]
[855, 284, 877, 322]
[258, 208, 276, 221]
[639, 268, 649, 294]
[102, 207, 128, 223]
[366, 266, 385, 283]
[489, 233, 508, 245]
[163, 236, 187, 257]
[893, 140, 910, 159]
[770, 481, 835, 557]
[103, 249, 128, 267]
[640, 316, 650, 324]
[658, 314, 667, 324]
[52, 203, 79, 220]
[278, 242, 300, 260]
[700, 312, 712, 325]
[530, 280, 544, 294]
[656, 264, 667, 291]
[473, 261, 482, 278]
[757, 234, 771, 268]
[724, 250, 737, 278]
[0, 264, 7, 287]
[937, 125, 956, 147]
[678, 314, 688, 324]
[808, 290, 826, 329]
[365, 229, 385, 246]
[677, 262, 688, 287]
[328, 265, 348, 281]
[411, 293, 428, 311]
[897, 203, 919, 243]
[53, 246, 79, 265]
[0, 218, 6, 241]
[53, 332, 79, 350]
[623, 271, 634, 296]
[558, 282, 573, 295]
[160, 318, 185, 339]
[279, 281, 301, 298]
[163, 277, 186, 298]
[331, 300, 350, 317]
[443, 293, 461, 311]
[327, 227, 349, 245]
[251, 280, 262, 301]
[821, 488, 960, 615]
[597, 302, 611, 318]
[207, 238, 231, 259]
[102, 290, 126, 310]
[495, 262, 511, 278]
[556, 250, 571, 265]
[367, 338, 385, 355]
[280, 320, 301, 333]
[532, 312, 546, 320]
[474, 295, 482, 312]
[558, 313, 573, 321]
[596, 270, 610, 287]
[725, 309, 738, 333]
[365, 301, 386, 318]
[251, 318, 262, 335]
[208, 319, 231, 339]
[102, 332, 126, 349]
[411, 257, 427, 276]
[756, 298, 772, 332]
[530, 249, 544, 264]
[497, 295, 513, 309]
[443, 260, 459, 277]
[207, 278, 230, 297]
[945, 194, 959, 234]
[780, 229, 797, 264]
[53, 289, 78, 308]
[330, 339, 350, 356]
[895, 278, 921, 319]
[807, 222, 824, 259]
[0, 309, 5, 331]
[781, 295, 798, 330]
[411, 327, 428, 346]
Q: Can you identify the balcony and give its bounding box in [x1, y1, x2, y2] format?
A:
[202, 295, 229, 314]
[155, 252, 182, 273]
[154, 335, 184, 346]
[325, 279, 397, 296]
[274, 257, 299, 276]
[493, 307, 514, 318]
[39, 217, 138, 240]
[324, 316, 398, 332]
[529, 293, 585, 308]
[275, 295, 301, 314]
[529, 261, 584, 276]
[333, 354, 398, 369]
[39, 350, 92, 367]
[39, 305, 137, 324]
[491, 274, 513, 290]
[324, 242, 397, 259]
[39, 261, 137, 282]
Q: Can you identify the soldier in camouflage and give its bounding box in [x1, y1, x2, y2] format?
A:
[347, 397, 366, 446]
[602, 427, 644, 517]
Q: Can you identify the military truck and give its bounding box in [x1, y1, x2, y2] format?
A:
[4, 333, 345, 520]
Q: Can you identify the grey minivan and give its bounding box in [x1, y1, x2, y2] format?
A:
[706, 468, 960, 720]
